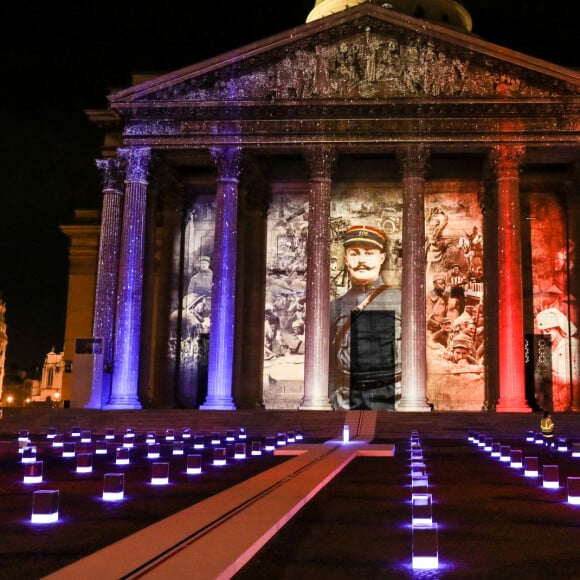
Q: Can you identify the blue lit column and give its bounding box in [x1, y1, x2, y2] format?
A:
[200, 146, 242, 410]
[300, 145, 335, 410]
[85, 157, 125, 409]
[106, 147, 151, 410]
[397, 145, 432, 411]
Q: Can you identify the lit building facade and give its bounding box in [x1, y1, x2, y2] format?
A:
[63, 2, 580, 412]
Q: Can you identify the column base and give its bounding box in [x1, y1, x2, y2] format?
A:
[200, 398, 237, 411]
[299, 398, 332, 411]
[495, 400, 531, 413]
[397, 399, 432, 412]
[103, 398, 142, 410]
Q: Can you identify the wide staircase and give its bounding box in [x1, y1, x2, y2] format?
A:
[1, 407, 578, 441]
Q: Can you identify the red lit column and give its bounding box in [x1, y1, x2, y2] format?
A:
[200, 146, 242, 410]
[85, 157, 124, 409]
[489, 144, 530, 412]
[300, 145, 335, 410]
[106, 146, 151, 410]
[397, 145, 432, 412]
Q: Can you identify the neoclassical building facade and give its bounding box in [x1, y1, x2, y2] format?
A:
[62, 1, 580, 413]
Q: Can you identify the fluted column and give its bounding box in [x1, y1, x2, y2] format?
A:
[106, 147, 151, 410]
[397, 145, 432, 411]
[300, 145, 335, 410]
[489, 144, 530, 412]
[85, 157, 125, 409]
[200, 146, 243, 410]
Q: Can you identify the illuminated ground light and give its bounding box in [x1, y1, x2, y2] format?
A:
[484, 437, 493, 452]
[145, 432, 156, 445]
[193, 435, 205, 449]
[467, 431, 475, 443]
[238, 427, 247, 440]
[122, 435, 134, 449]
[542, 465, 560, 489]
[62, 442, 76, 458]
[567, 477, 580, 505]
[186, 454, 202, 474]
[23, 461, 43, 484]
[276, 433, 287, 446]
[31, 490, 59, 524]
[172, 441, 185, 456]
[412, 474, 429, 490]
[21, 446, 37, 464]
[477, 436, 486, 449]
[295, 430, 303, 441]
[124, 428, 136, 439]
[499, 446, 511, 462]
[181, 427, 191, 440]
[211, 433, 221, 445]
[76, 453, 93, 474]
[18, 430, 30, 443]
[526, 429, 535, 442]
[95, 440, 108, 455]
[265, 437, 276, 452]
[213, 448, 227, 466]
[52, 435, 64, 448]
[524, 456, 539, 477]
[342, 425, 350, 443]
[69, 426, 81, 439]
[165, 429, 175, 441]
[510, 450, 523, 469]
[286, 431, 295, 443]
[46, 427, 57, 440]
[102, 473, 125, 501]
[535, 433, 544, 445]
[411, 449, 423, 461]
[225, 430, 235, 442]
[234, 443, 247, 459]
[151, 462, 169, 485]
[116, 447, 131, 465]
[412, 493, 433, 526]
[557, 438, 568, 453]
[412, 523, 438, 570]
[105, 428, 116, 440]
[491, 443, 501, 458]
[147, 443, 161, 459]
[251, 441, 262, 456]
[81, 430, 92, 443]
[572, 442, 580, 458]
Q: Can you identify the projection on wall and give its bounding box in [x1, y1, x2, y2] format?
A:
[168, 197, 215, 407]
[528, 192, 579, 412]
[424, 193, 485, 410]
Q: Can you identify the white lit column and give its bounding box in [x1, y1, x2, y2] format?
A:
[106, 147, 151, 410]
[200, 146, 242, 410]
[489, 144, 529, 412]
[398, 145, 432, 411]
[85, 157, 124, 409]
[300, 145, 335, 410]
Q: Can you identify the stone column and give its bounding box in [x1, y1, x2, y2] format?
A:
[489, 144, 530, 412]
[200, 146, 243, 410]
[564, 162, 580, 411]
[85, 157, 125, 409]
[300, 145, 335, 410]
[397, 145, 432, 411]
[106, 147, 151, 410]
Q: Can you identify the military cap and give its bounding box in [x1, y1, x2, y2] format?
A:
[343, 225, 387, 251]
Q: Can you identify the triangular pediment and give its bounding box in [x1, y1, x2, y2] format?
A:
[110, 3, 580, 109]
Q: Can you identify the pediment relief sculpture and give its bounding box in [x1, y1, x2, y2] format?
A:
[145, 30, 572, 105]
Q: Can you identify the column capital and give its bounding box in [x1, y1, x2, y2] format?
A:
[396, 144, 431, 179]
[118, 147, 152, 184]
[303, 145, 336, 179]
[210, 146, 244, 180]
[488, 144, 526, 176]
[96, 157, 125, 193]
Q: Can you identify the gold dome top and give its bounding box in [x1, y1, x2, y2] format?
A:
[306, 0, 472, 33]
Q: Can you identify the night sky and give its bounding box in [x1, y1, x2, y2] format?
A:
[0, 1, 577, 371]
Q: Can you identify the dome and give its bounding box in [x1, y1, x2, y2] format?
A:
[306, 0, 473, 33]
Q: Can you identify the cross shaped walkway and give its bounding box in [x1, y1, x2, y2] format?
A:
[44, 411, 395, 580]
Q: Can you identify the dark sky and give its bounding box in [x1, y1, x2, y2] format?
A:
[0, 1, 578, 371]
